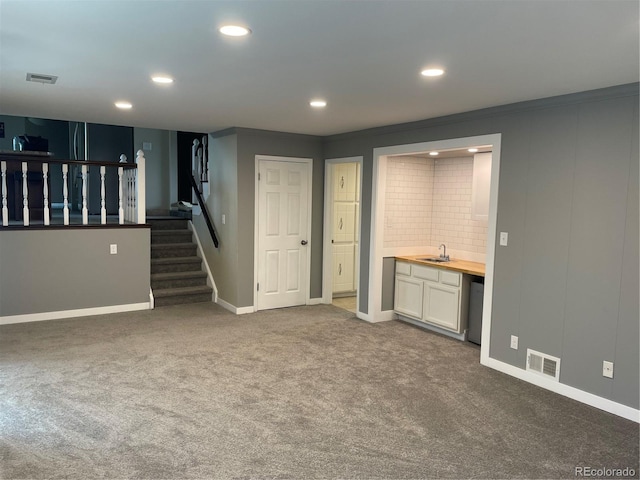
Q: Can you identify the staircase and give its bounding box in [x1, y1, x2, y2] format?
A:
[149, 218, 213, 307]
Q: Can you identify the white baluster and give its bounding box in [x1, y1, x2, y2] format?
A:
[124, 170, 130, 222]
[129, 170, 135, 222]
[81, 164, 88, 225]
[1, 161, 7, 226]
[136, 150, 146, 224]
[100, 165, 106, 224]
[22, 162, 29, 226]
[118, 166, 124, 224]
[42, 163, 50, 226]
[62, 164, 69, 225]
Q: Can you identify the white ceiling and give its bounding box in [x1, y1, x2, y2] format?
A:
[0, 0, 638, 136]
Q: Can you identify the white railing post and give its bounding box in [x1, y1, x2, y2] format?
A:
[125, 169, 132, 222]
[1, 161, 7, 226]
[100, 165, 106, 224]
[136, 149, 146, 224]
[62, 164, 69, 225]
[81, 164, 88, 225]
[118, 166, 124, 224]
[42, 163, 50, 226]
[22, 162, 29, 226]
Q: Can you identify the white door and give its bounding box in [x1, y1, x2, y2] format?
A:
[257, 158, 310, 310]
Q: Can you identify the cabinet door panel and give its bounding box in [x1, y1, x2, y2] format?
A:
[424, 282, 460, 331]
[334, 163, 357, 202]
[333, 244, 355, 293]
[333, 203, 356, 243]
[395, 277, 423, 319]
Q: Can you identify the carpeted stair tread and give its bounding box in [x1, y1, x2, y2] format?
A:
[151, 271, 207, 281]
[151, 256, 201, 265]
[151, 233, 193, 244]
[147, 219, 189, 230]
[151, 242, 195, 249]
[153, 285, 212, 298]
[152, 229, 193, 236]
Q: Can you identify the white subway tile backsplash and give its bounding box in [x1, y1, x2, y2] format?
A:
[384, 155, 488, 257]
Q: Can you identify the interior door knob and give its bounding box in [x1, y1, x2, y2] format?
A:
[301, 240, 308, 245]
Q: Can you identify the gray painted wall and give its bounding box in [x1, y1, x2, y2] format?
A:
[195, 133, 239, 307]
[197, 128, 324, 309]
[0, 228, 150, 316]
[134, 128, 172, 211]
[323, 84, 639, 409]
[236, 129, 325, 306]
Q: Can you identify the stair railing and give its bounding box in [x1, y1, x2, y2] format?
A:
[189, 173, 218, 248]
[0, 150, 145, 227]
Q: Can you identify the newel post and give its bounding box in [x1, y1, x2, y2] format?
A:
[136, 149, 146, 224]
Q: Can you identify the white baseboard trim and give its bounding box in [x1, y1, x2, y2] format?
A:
[0, 302, 151, 325]
[188, 220, 218, 302]
[216, 297, 254, 315]
[359, 309, 394, 323]
[308, 297, 323, 305]
[483, 356, 640, 423]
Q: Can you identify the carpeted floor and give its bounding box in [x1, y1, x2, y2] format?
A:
[0, 303, 638, 479]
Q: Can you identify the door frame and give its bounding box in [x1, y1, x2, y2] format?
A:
[253, 154, 313, 311]
[369, 134, 501, 368]
[322, 156, 363, 312]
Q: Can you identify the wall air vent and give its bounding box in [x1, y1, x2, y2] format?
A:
[26, 73, 58, 84]
[526, 348, 560, 382]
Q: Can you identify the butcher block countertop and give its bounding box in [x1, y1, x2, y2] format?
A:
[395, 255, 485, 277]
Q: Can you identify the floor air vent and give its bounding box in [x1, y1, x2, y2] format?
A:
[526, 349, 560, 381]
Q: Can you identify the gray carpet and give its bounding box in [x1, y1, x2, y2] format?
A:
[0, 303, 637, 479]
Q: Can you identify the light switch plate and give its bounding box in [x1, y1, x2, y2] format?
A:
[500, 232, 509, 246]
[603, 361, 614, 378]
[110, 244, 117, 255]
[510, 335, 518, 350]
[222, 214, 226, 225]
[142, 142, 152, 151]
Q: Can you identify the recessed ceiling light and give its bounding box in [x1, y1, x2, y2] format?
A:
[468, 148, 479, 153]
[115, 101, 132, 110]
[152, 76, 174, 84]
[219, 25, 251, 37]
[421, 68, 445, 77]
[310, 99, 327, 108]
[429, 151, 439, 156]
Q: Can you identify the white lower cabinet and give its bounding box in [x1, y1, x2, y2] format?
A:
[395, 276, 424, 319]
[394, 260, 469, 337]
[423, 282, 460, 331]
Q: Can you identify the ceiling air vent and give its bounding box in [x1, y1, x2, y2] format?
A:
[26, 73, 58, 84]
[526, 348, 560, 382]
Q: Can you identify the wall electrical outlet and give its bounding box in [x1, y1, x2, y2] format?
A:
[510, 335, 519, 350]
[602, 361, 614, 378]
[110, 244, 118, 255]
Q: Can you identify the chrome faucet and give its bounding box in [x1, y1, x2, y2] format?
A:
[439, 243, 450, 261]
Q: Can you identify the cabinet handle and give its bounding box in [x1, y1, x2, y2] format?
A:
[339, 263, 342, 275]
[340, 176, 344, 188]
[339, 217, 343, 230]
